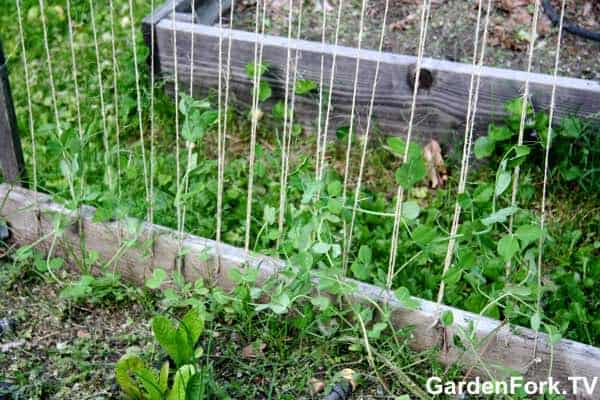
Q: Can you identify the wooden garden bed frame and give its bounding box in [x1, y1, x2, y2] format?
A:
[1, 183, 600, 399]
[142, 0, 600, 142]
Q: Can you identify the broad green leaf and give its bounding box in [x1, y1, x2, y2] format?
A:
[394, 287, 420, 310]
[159, 361, 170, 392]
[186, 372, 207, 400]
[179, 309, 204, 354]
[135, 368, 163, 400]
[402, 200, 420, 220]
[358, 245, 372, 263]
[497, 234, 520, 261]
[395, 157, 426, 189]
[310, 296, 331, 311]
[481, 207, 519, 226]
[246, 62, 269, 79]
[167, 365, 196, 400]
[367, 322, 387, 339]
[312, 242, 331, 254]
[295, 79, 317, 95]
[441, 310, 454, 327]
[145, 268, 167, 290]
[412, 225, 437, 247]
[263, 205, 276, 225]
[473, 184, 494, 203]
[530, 312, 541, 331]
[559, 117, 582, 139]
[495, 171, 512, 197]
[488, 124, 513, 142]
[387, 137, 422, 161]
[351, 261, 371, 281]
[327, 180, 342, 197]
[258, 80, 272, 102]
[515, 224, 542, 248]
[474, 136, 495, 159]
[152, 316, 182, 366]
[269, 292, 291, 314]
[115, 353, 145, 400]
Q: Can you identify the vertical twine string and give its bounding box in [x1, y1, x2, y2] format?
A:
[344, 0, 391, 273]
[506, 0, 541, 276]
[276, 0, 305, 248]
[128, 0, 150, 216]
[314, 0, 328, 179]
[216, 0, 236, 263]
[535, 0, 566, 366]
[109, 0, 122, 197]
[15, 0, 37, 198]
[340, 0, 370, 271]
[436, 0, 492, 305]
[316, 0, 346, 191]
[149, 0, 156, 224]
[386, 0, 432, 290]
[244, 0, 269, 251]
[89, 0, 113, 190]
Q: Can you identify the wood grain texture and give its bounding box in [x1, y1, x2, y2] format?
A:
[0, 43, 26, 185]
[149, 18, 600, 144]
[1, 183, 599, 399]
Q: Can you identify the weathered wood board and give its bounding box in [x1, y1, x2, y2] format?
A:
[0, 40, 26, 185]
[143, 0, 600, 145]
[1, 183, 599, 399]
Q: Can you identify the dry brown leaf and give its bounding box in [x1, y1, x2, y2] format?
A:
[390, 13, 418, 31]
[583, 2, 592, 17]
[242, 341, 266, 358]
[423, 140, 447, 189]
[498, 0, 530, 12]
[309, 378, 325, 395]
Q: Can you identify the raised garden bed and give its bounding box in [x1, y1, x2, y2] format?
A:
[142, 0, 600, 144]
[2, 183, 600, 398]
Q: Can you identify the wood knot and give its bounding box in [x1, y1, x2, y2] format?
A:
[407, 64, 434, 91]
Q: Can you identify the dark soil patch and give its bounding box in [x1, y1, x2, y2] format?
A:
[227, 0, 599, 80]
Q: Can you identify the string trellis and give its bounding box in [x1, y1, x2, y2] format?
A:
[7, 0, 576, 382]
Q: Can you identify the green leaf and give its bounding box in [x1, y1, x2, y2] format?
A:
[474, 136, 495, 159]
[295, 79, 317, 95]
[185, 372, 207, 400]
[246, 62, 269, 79]
[395, 157, 426, 189]
[310, 296, 331, 311]
[497, 234, 520, 261]
[488, 124, 514, 142]
[179, 309, 204, 354]
[515, 224, 542, 248]
[168, 365, 196, 400]
[412, 225, 437, 247]
[159, 361, 170, 392]
[367, 322, 387, 339]
[473, 184, 494, 203]
[387, 137, 422, 161]
[258, 80, 272, 102]
[135, 368, 163, 400]
[351, 261, 371, 281]
[152, 316, 181, 366]
[263, 205, 276, 225]
[530, 312, 542, 331]
[312, 242, 331, 254]
[115, 353, 145, 400]
[394, 287, 420, 310]
[145, 268, 167, 290]
[441, 310, 454, 327]
[402, 200, 420, 220]
[495, 171, 512, 197]
[269, 292, 291, 314]
[481, 207, 519, 226]
[358, 245, 372, 263]
[272, 101, 285, 120]
[59, 275, 94, 300]
[327, 180, 342, 197]
[559, 117, 582, 139]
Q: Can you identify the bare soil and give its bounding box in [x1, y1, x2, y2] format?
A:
[227, 0, 600, 80]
